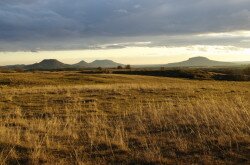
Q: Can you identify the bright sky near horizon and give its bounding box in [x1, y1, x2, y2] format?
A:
[0, 0, 250, 65]
[1, 45, 250, 65]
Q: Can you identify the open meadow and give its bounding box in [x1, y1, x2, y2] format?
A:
[0, 72, 249, 164]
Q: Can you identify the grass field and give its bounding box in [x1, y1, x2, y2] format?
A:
[0, 72, 249, 164]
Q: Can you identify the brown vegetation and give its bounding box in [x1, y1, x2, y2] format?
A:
[0, 72, 249, 164]
[114, 67, 250, 81]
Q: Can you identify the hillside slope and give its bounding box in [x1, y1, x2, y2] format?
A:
[166, 57, 234, 67]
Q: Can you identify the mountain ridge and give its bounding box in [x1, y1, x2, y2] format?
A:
[165, 56, 235, 67]
[26, 59, 71, 70]
[72, 60, 89, 68]
[0, 57, 248, 70]
[1, 59, 123, 70]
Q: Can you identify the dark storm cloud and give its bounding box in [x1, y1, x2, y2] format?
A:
[0, 0, 250, 50]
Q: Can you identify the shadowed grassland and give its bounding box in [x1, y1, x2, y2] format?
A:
[113, 67, 250, 81]
[0, 72, 249, 164]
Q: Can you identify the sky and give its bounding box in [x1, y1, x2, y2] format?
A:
[0, 0, 250, 65]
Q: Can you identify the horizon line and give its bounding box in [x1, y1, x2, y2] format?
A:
[1, 56, 250, 67]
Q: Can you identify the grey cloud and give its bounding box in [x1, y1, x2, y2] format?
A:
[0, 0, 249, 51]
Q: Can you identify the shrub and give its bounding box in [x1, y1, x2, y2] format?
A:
[243, 67, 250, 75]
[125, 65, 131, 69]
[97, 67, 103, 71]
[117, 66, 123, 69]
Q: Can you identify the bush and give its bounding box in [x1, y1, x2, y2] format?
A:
[117, 66, 123, 69]
[14, 68, 25, 72]
[243, 67, 250, 75]
[97, 67, 103, 71]
[125, 65, 131, 69]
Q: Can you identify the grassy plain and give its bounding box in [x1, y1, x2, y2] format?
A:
[0, 72, 249, 164]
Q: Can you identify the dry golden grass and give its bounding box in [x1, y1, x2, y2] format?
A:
[0, 72, 249, 164]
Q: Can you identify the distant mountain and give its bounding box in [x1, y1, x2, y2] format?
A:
[72, 59, 122, 68]
[165, 57, 234, 67]
[72, 60, 89, 68]
[1, 59, 123, 70]
[1, 57, 247, 70]
[88, 60, 123, 68]
[25, 59, 71, 70]
[1, 64, 26, 70]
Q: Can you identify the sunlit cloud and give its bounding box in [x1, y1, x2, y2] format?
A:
[196, 31, 250, 38]
[0, 0, 250, 51]
[0, 0, 250, 64]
